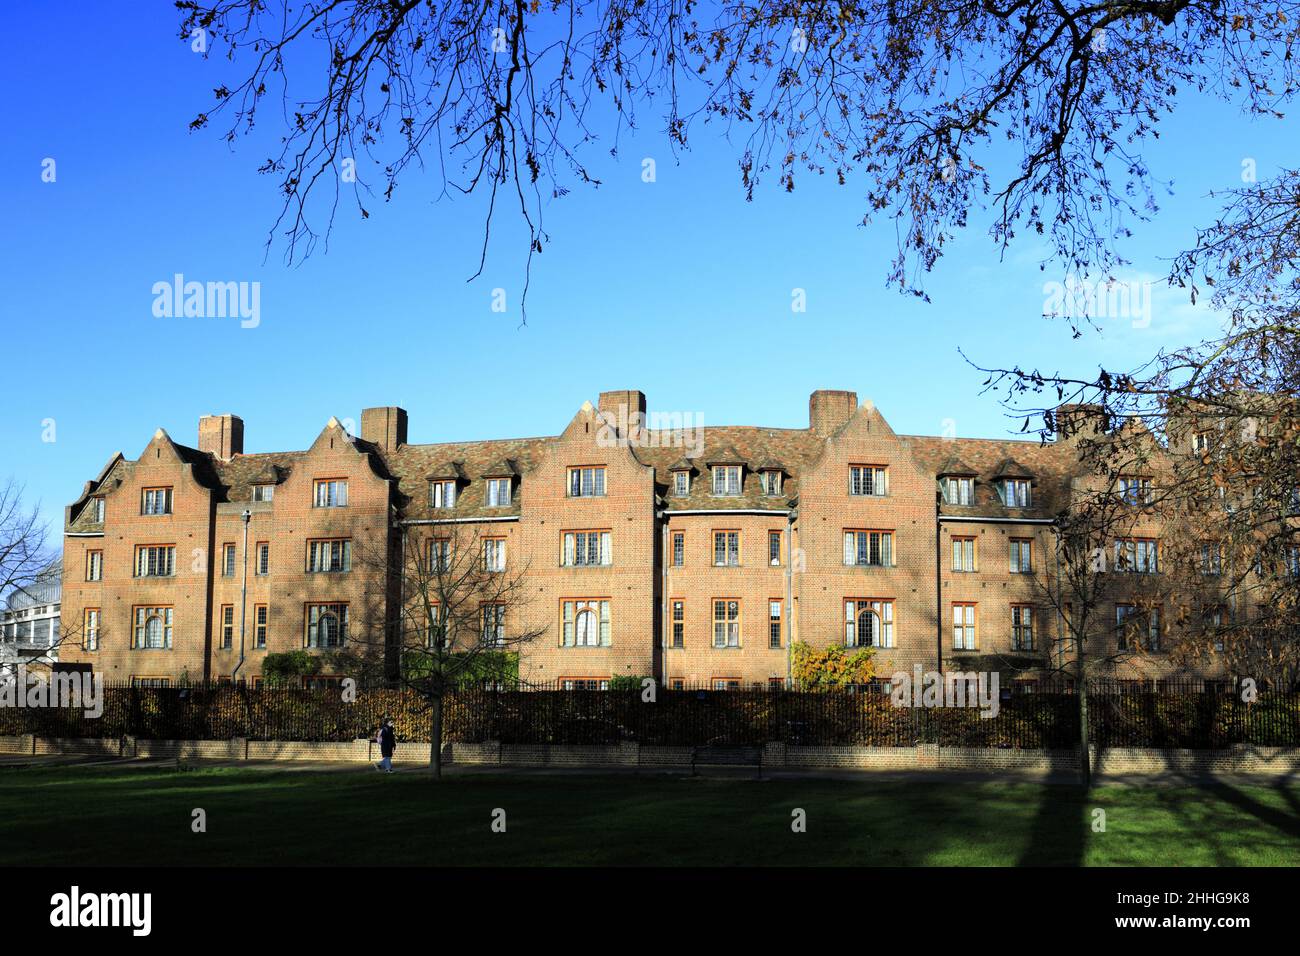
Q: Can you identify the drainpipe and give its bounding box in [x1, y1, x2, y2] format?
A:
[232, 509, 251, 683]
[785, 511, 795, 688]
[935, 491, 943, 679]
[660, 519, 669, 689]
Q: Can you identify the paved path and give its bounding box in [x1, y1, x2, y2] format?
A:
[2, 753, 1296, 788]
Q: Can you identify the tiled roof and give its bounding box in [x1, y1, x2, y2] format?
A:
[66, 413, 1089, 526]
[905, 436, 1076, 518]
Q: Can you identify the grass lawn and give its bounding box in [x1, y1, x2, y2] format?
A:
[1, 764, 1297, 866]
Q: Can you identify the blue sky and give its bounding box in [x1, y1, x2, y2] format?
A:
[0, 2, 1290, 540]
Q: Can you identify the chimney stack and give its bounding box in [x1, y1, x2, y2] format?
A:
[198, 414, 244, 460]
[361, 406, 409, 451]
[597, 390, 647, 442]
[1052, 403, 1107, 442]
[809, 390, 858, 434]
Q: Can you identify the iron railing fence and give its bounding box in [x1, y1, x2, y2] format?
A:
[0, 679, 1296, 748]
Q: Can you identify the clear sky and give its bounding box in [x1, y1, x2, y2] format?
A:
[0, 2, 1289, 541]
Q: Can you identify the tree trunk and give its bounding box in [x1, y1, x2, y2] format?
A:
[429, 694, 444, 780]
[1076, 641, 1091, 791]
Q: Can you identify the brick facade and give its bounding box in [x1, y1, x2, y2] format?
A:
[58, 391, 1227, 686]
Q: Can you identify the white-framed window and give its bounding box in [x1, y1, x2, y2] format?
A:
[255, 542, 270, 576]
[713, 531, 740, 567]
[1118, 476, 1152, 506]
[84, 608, 100, 651]
[482, 604, 507, 647]
[308, 538, 351, 573]
[844, 530, 893, 567]
[141, 487, 173, 515]
[430, 538, 451, 573]
[254, 605, 268, 649]
[313, 479, 348, 508]
[252, 484, 274, 502]
[86, 550, 103, 582]
[486, 478, 512, 507]
[712, 465, 742, 496]
[568, 466, 606, 497]
[952, 536, 976, 572]
[944, 477, 974, 505]
[850, 465, 888, 497]
[1193, 431, 1211, 453]
[673, 471, 690, 496]
[135, 545, 175, 577]
[845, 599, 893, 648]
[306, 603, 348, 648]
[89, 498, 105, 522]
[1012, 605, 1035, 651]
[670, 599, 685, 648]
[761, 471, 783, 496]
[1115, 538, 1159, 573]
[483, 538, 507, 572]
[1001, 479, 1031, 507]
[562, 531, 611, 567]
[768, 530, 782, 566]
[769, 600, 783, 649]
[561, 599, 610, 647]
[561, 678, 610, 691]
[221, 543, 236, 577]
[1010, 538, 1033, 574]
[430, 480, 457, 508]
[712, 599, 741, 648]
[1116, 604, 1160, 651]
[671, 532, 684, 567]
[133, 606, 173, 649]
[220, 605, 235, 649]
[952, 603, 977, 650]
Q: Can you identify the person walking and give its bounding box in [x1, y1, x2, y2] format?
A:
[375, 718, 396, 773]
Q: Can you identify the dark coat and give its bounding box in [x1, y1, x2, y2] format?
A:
[379, 725, 396, 757]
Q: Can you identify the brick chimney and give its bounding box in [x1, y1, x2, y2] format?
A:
[809, 390, 858, 434]
[598, 390, 647, 442]
[1052, 403, 1107, 442]
[361, 406, 408, 451]
[198, 414, 244, 460]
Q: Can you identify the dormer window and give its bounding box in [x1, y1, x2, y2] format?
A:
[760, 471, 783, 496]
[1117, 476, 1152, 507]
[90, 497, 105, 522]
[673, 471, 690, 496]
[252, 484, 275, 503]
[141, 487, 173, 515]
[430, 480, 457, 509]
[1001, 479, 1031, 508]
[712, 465, 742, 496]
[486, 477, 512, 507]
[568, 466, 606, 497]
[943, 477, 974, 506]
[1193, 431, 1211, 454]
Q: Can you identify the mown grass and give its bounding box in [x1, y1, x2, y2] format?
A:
[1, 764, 1297, 866]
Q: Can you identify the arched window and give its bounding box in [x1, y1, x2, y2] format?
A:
[855, 610, 879, 647]
[144, 615, 164, 648]
[575, 609, 597, 646]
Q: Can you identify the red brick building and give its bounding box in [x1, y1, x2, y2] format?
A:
[58, 390, 1221, 687]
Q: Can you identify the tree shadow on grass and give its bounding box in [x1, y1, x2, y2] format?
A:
[1015, 782, 1088, 866]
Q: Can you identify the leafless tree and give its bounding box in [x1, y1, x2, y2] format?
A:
[0, 480, 49, 603]
[350, 522, 546, 777]
[176, 1, 1300, 315]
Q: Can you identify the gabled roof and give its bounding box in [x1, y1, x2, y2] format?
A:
[936, 455, 979, 477]
[993, 457, 1036, 480]
[481, 458, 520, 478]
[704, 445, 746, 466]
[425, 461, 468, 481]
